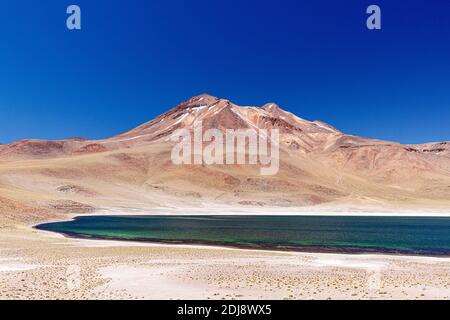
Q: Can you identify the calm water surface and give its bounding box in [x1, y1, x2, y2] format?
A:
[36, 215, 450, 256]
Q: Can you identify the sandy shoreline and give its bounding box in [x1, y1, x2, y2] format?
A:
[91, 205, 450, 217]
[1, 207, 449, 300]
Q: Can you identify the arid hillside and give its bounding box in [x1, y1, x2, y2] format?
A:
[1, 94, 450, 223]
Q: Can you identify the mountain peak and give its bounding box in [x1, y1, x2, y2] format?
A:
[189, 93, 219, 103]
[173, 94, 221, 111]
[262, 103, 282, 112]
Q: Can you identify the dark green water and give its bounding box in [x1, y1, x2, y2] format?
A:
[36, 215, 450, 256]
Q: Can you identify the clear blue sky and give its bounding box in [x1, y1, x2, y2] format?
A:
[0, 0, 449, 144]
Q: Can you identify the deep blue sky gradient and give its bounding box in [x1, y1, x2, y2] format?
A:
[0, 0, 449, 144]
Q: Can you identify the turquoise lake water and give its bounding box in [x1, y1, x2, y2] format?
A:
[36, 215, 450, 256]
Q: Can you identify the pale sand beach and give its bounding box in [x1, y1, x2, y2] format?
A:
[93, 204, 450, 217]
[1, 211, 449, 300]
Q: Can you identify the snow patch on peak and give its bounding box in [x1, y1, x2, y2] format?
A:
[262, 103, 281, 111]
[190, 93, 218, 102]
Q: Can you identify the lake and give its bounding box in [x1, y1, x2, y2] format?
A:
[35, 215, 450, 256]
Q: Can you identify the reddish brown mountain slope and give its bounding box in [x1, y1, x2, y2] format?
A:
[1, 94, 449, 220]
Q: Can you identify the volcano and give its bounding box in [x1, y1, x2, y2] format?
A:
[1, 94, 450, 223]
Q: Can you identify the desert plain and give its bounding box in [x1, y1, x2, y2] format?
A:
[1, 95, 450, 299]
